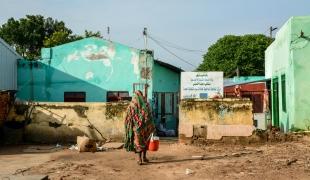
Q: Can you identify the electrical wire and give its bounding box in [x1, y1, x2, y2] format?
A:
[149, 33, 206, 53]
[148, 35, 197, 68]
[130, 36, 143, 46]
[263, 28, 270, 36]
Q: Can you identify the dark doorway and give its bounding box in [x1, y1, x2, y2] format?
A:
[161, 93, 166, 121]
[153, 92, 179, 137]
[272, 78, 279, 127]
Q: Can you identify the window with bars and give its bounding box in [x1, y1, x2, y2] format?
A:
[107, 91, 131, 102]
[64, 92, 86, 102]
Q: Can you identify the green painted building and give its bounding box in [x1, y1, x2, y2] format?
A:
[265, 16, 310, 132]
[17, 37, 182, 131]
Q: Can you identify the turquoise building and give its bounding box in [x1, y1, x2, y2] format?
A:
[17, 37, 182, 131]
[265, 16, 310, 132]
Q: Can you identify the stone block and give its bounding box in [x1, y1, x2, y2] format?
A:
[178, 123, 193, 137]
[206, 125, 255, 140]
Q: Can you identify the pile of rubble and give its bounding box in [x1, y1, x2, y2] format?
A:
[69, 136, 124, 152]
[192, 128, 308, 146]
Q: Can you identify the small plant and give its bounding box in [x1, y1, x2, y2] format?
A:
[290, 126, 304, 132]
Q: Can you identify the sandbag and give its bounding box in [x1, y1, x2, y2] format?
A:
[77, 136, 96, 152]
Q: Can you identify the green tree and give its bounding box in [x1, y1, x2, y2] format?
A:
[43, 30, 103, 47]
[0, 15, 72, 60]
[197, 34, 273, 77]
[43, 30, 71, 47]
[0, 15, 103, 60]
[84, 30, 102, 38]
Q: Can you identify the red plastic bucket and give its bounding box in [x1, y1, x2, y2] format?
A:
[148, 135, 159, 151]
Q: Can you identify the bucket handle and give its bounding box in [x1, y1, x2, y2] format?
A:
[147, 133, 153, 142]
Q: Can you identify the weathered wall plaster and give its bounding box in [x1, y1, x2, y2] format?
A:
[6, 102, 128, 143]
[17, 37, 154, 102]
[0, 92, 10, 126]
[179, 99, 254, 140]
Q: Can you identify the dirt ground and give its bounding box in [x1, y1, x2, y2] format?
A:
[1, 137, 310, 180]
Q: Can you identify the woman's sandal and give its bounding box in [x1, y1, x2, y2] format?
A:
[143, 158, 149, 163]
[137, 160, 142, 165]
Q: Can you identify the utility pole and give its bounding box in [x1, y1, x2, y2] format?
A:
[142, 27, 148, 98]
[143, 27, 148, 50]
[269, 26, 278, 38]
[107, 26, 110, 41]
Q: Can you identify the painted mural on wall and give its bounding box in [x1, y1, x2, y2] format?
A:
[181, 72, 223, 99]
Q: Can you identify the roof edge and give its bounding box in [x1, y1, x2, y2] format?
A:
[154, 59, 184, 72]
[0, 38, 23, 59]
[44, 37, 141, 52]
[224, 78, 270, 87]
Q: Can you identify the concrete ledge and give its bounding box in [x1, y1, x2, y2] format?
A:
[207, 125, 255, 140]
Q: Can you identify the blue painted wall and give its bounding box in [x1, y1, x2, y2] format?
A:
[17, 38, 182, 134]
[152, 61, 181, 132]
[17, 37, 154, 102]
[152, 62, 180, 93]
[17, 37, 181, 104]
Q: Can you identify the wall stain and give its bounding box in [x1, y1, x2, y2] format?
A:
[36, 104, 89, 118]
[105, 102, 128, 120]
[85, 53, 108, 60]
[141, 67, 151, 79]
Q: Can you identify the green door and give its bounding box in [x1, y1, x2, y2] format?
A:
[272, 78, 279, 127]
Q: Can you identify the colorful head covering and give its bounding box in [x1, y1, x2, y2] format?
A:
[124, 90, 155, 152]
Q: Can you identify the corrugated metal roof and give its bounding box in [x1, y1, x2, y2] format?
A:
[0, 38, 21, 90]
[224, 77, 270, 87]
[154, 59, 184, 72]
[0, 38, 22, 58]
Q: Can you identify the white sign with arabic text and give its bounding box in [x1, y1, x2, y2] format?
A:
[181, 72, 223, 99]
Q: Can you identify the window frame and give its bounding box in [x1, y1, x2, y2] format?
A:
[64, 92, 86, 102]
[107, 91, 131, 102]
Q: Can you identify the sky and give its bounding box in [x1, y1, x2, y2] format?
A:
[1, 0, 310, 70]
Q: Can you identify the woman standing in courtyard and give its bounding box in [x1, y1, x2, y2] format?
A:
[124, 90, 155, 165]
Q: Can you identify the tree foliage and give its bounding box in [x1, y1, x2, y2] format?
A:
[43, 30, 102, 48]
[84, 30, 102, 38]
[0, 15, 71, 59]
[197, 34, 273, 77]
[0, 15, 102, 60]
[43, 30, 72, 48]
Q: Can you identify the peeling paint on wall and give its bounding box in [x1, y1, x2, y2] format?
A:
[67, 51, 79, 62]
[218, 104, 233, 120]
[18, 37, 155, 102]
[66, 44, 116, 67]
[85, 72, 94, 80]
[179, 99, 254, 140]
[179, 99, 252, 126]
[85, 52, 108, 60]
[7, 102, 128, 143]
[131, 50, 139, 75]
[141, 67, 151, 79]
